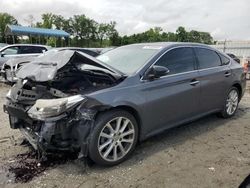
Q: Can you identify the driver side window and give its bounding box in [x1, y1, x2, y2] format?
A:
[155, 47, 196, 75]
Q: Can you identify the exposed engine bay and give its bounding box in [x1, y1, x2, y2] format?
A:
[50, 64, 117, 96]
[11, 69, 117, 105]
[8, 50, 123, 103]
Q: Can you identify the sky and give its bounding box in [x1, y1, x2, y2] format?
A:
[0, 0, 249, 40]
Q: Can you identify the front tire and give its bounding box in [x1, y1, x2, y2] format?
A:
[220, 87, 239, 118]
[89, 110, 138, 166]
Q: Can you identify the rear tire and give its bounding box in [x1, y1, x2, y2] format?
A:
[89, 110, 138, 166]
[220, 87, 239, 118]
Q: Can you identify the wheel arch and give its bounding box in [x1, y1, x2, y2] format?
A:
[95, 105, 142, 141]
[232, 82, 242, 99]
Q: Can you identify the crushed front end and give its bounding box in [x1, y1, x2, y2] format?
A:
[4, 80, 98, 158]
[3, 50, 123, 158]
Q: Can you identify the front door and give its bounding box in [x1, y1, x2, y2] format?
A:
[141, 47, 201, 136]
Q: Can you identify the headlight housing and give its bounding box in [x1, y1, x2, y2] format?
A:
[28, 95, 85, 120]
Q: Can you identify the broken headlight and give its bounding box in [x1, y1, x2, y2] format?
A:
[28, 95, 85, 120]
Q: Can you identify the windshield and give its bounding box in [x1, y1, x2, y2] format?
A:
[96, 45, 161, 75]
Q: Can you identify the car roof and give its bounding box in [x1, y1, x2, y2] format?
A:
[55, 47, 96, 51]
[2, 44, 50, 49]
[128, 42, 212, 48]
[122, 42, 218, 54]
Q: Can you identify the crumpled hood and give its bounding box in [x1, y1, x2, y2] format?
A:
[16, 50, 122, 82]
[4, 56, 35, 68]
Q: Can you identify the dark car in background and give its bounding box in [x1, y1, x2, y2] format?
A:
[0, 47, 101, 83]
[0, 44, 50, 66]
[227, 53, 241, 64]
[4, 42, 246, 166]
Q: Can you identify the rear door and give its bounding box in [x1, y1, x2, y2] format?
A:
[18, 46, 45, 57]
[142, 47, 201, 135]
[194, 47, 231, 113]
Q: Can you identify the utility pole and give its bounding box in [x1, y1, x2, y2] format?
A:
[223, 39, 227, 52]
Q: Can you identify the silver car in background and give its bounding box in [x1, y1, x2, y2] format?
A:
[0, 44, 50, 66]
[0, 47, 102, 83]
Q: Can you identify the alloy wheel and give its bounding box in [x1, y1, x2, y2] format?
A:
[98, 117, 135, 162]
[226, 89, 239, 115]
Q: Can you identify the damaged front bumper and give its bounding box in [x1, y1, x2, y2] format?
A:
[4, 99, 97, 157]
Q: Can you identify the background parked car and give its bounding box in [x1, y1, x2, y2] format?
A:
[227, 53, 241, 64]
[0, 47, 103, 83]
[0, 44, 50, 66]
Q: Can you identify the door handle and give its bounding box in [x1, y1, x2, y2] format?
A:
[190, 79, 200, 86]
[224, 71, 231, 77]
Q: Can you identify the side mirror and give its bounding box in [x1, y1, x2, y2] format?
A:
[0, 52, 5, 57]
[144, 65, 170, 80]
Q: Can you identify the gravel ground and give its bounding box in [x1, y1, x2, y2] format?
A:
[0, 83, 249, 188]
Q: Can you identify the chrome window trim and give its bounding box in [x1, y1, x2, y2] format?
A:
[140, 45, 231, 82]
[146, 69, 199, 80]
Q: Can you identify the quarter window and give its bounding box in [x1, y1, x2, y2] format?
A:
[155, 47, 195, 75]
[219, 53, 230, 65]
[195, 48, 221, 69]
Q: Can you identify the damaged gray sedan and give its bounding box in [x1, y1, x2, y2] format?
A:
[4, 43, 246, 166]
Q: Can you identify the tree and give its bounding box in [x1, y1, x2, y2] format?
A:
[106, 21, 120, 46]
[85, 18, 97, 46]
[0, 13, 18, 43]
[199, 32, 213, 44]
[145, 27, 163, 42]
[53, 15, 65, 30]
[167, 32, 177, 41]
[71, 14, 97, 46]
[188, 30, 201, 43]
[41, 13, 54, 29]
[61, 18, 73, 35]
[109, 30, 121, 46]
[1, 12, 214, 47]
[96, 23, 109, 46]
[176, 26, 188, 42]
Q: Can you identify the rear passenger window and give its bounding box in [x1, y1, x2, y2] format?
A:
[195, 48, 221, 69]
[21, 46, 45, 54]
[155, 47, 195, 75]
[219, 53, 230, 65]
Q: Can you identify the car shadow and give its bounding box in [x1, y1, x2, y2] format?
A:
[88, 103, 250, 171]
